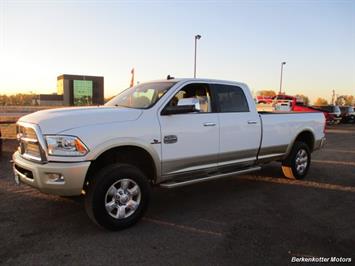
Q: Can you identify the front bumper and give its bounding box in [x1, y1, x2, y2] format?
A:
[12, 151, 91, 196]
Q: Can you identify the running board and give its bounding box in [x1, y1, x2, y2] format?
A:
[159, 166, 261, 188]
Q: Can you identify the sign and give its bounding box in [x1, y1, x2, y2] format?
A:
[73, 80, 93, 106]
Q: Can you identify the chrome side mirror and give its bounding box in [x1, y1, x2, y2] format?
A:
[177, 98, 201, 112]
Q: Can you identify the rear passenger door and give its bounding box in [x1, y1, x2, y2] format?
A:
[211, 84, 261, 169]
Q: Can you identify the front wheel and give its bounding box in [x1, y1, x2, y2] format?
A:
[85, 163, 150, 230]
[281, 141, 311, 179]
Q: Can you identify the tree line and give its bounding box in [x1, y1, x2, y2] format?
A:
[0, 94, 37, 106]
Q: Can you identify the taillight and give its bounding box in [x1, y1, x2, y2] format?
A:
[323, 113, 326, 134]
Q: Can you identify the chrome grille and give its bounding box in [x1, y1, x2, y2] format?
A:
[17, 124, 45, 162]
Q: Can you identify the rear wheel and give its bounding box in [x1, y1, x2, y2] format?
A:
[85, 163, 150, 230]
[281, 141, 311, 179]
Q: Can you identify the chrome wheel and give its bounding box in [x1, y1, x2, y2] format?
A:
[295, 149, 308, 174]
[105, 178, 141, 219]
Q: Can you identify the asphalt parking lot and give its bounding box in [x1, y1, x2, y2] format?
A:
[0, 124, 354, 265]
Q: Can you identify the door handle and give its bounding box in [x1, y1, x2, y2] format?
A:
[203, 122, 216, 127]
[247, 120, 258, 124]
[164, 135, 178, 144]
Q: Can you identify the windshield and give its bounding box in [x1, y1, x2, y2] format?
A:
[105, 81, 176, 109]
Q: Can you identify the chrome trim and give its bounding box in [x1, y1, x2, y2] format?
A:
[219, 149, 258, 164]
[162, 149, 258, 176]
[258, 153, 285, 159]
[17, 121, 48, 163]
[160, 166, 261, 188]
[162, 153, 218, 175]
[163, 135, 178, 144]
[257, 153, 285, 164]
[203, 122, 216, 127]
[22, 153, 44, 162]
[19, 137, 38, 143]
[258, 144, 288, 156]
[218, 156, 256, 166]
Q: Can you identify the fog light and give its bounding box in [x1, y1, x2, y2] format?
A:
[46, 173, 64, 183]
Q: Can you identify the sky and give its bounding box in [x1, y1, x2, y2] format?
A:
[0, 0, 354, 103]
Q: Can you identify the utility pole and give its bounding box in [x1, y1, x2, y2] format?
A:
[331, 89, 335, 105]
[194, 34, 201, 78]
[279, 61, 286, 94]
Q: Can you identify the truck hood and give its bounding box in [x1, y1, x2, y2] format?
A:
[18, 106, 143, 134]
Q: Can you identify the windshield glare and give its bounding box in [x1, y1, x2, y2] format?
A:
[105, 82, 176, 109]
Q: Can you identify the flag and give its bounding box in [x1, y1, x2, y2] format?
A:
[130, 68, 135, 88]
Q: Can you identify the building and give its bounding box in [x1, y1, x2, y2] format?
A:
[38, 94, 63, 106]
[57, 74, 104, 106]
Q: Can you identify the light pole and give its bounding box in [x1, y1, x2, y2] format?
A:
[279, 61, 286, 94]
[194, 34, 201, 78]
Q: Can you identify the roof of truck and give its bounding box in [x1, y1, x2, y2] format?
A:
[144, 78, 248, 87]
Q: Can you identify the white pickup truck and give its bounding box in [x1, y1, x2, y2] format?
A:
[13, 78, 326, 230]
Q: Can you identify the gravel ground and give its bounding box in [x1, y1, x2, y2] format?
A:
[0, 124, 354, 265]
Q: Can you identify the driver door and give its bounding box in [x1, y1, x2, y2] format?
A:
[159, 83, 219, 177]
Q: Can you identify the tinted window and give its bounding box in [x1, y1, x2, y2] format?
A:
[213, 84, 249, 112]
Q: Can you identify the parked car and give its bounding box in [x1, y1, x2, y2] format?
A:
[312, 105, 342, 125]
[13, 78, 326, 230]
[339, 106, 355, 123]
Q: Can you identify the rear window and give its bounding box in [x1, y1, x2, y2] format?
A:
[212, 84, 249, 112]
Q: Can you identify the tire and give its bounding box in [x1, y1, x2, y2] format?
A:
[84, 163, 151, 231]
[281, 141, 311, 179]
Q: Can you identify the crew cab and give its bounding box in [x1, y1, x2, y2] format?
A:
[13, 78, 326, 230]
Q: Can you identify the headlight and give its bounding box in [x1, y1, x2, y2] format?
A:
[45, 135, 89, 156]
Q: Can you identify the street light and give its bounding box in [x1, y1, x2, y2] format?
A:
[194, 34, 201, 78]
[279, 61, 286, 94]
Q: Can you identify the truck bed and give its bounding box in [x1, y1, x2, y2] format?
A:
[258, 112, 325, 158]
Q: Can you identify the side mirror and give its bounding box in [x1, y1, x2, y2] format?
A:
[161, 97, 201, 115]
[177, 98, 201, 111]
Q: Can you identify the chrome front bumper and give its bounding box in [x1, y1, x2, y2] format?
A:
[12, 151, 90, 196]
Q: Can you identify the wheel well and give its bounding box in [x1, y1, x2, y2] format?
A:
[294, 131, 315, 151]
[85, 146, 157, 186]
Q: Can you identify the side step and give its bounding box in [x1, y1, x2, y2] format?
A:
[159, 166, 261, 189]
